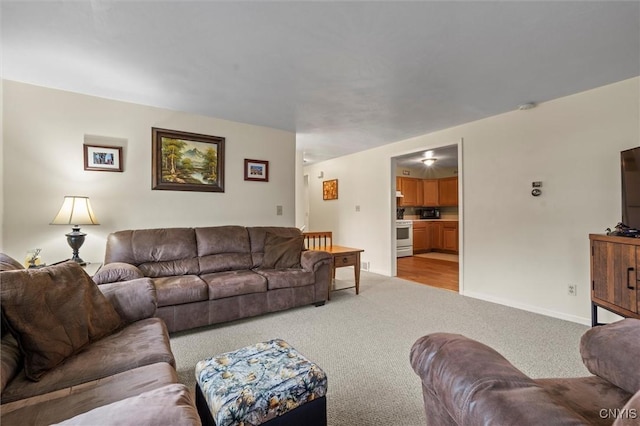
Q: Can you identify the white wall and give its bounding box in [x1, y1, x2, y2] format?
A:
[303, 77, 640, 324]
[0, 80, 4, 252]
[2, 81, 296, 265]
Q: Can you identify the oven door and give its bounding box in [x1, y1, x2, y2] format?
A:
[397, 225, 412, 247]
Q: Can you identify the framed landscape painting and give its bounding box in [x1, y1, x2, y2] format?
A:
[152, 128, 225, 192]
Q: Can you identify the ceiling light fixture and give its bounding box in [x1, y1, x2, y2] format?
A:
[422, 158, 437, 166]
[518, 102, 537, 111]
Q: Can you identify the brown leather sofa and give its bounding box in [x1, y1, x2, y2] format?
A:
[0, 255, 201, 426]
[410, 318, 640, 426]
[95, 226, 332, 333]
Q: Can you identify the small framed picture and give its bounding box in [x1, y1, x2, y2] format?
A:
[323, 179, 338, 200]
[244, 159, 269, 182]
[84, 144, 123, 172]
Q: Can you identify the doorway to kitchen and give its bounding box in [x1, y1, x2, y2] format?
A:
[392, 143, 461, 293]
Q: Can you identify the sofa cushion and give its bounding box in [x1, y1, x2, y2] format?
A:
[201, 270, 267, 299]
[105, 228, 198, 271]
[53, 384, 200, 426]
[139, 258, 200, 278]
[196, 226, 253, 273]
[255, 269, 315, 290]
[262, 232, 304, 269]
[248, 227, 302, 268]
[1, 334, 22, 394]
[580, 318, 640, 395]
[153, 275, 209, 307]
[1, 318, 174, 403]
[0, 262, 122, 381]
[535, 376, 633, 425]
[1, 362, 179, 426]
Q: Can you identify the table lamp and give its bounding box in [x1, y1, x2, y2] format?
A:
[50, 196, 99, 265]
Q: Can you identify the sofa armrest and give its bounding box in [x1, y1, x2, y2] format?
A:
[93, 262, 144, 285]
[581, 318, 640, 395]
[300, 250, 332, 271]
[410, 333, 588, 425]
[99, 278, 157, 324]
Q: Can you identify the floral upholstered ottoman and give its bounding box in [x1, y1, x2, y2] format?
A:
[195, 339, 328, 426]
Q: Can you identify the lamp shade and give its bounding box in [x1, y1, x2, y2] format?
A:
[51, 196, 99, 226]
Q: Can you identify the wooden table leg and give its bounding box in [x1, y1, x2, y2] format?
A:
[327, 257, 335, 301]
[354, 253, 360, 295]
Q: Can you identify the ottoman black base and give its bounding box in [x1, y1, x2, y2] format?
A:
[196, 383, 327, 426]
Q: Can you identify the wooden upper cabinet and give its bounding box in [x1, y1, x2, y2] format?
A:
[399, 177, 419, 206]
[422, 180, 439, 206]
[438, 177, 458, 206]
[397, 176, 458, 207]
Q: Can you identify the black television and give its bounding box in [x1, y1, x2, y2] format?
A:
[621, 146, 640, 230]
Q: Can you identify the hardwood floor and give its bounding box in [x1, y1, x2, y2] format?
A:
[397, 255, 459, 292]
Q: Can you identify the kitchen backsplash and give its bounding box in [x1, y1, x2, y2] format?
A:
[402, 206, 459, 220]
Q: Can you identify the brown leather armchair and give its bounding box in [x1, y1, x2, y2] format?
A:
[410, 319, 640, 425]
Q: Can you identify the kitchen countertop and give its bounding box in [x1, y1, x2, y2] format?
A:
[404, 215, 459, 221]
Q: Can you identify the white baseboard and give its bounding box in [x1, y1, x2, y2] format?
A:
[462, 290, 591, 326]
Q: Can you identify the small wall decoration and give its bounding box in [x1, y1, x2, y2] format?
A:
[152, 128, 225, 192]
[323, 179, 338, 200]
[244, 159, 269, 182]
[84, 144, 123, 172]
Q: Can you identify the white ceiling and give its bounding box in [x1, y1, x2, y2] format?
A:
[2, 1, 638, 164]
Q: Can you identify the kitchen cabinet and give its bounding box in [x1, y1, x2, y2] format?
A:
[413, 221, 429, 252]
[414, 221, 458, 254]
[397, 176, 458, 207]
[590, 234, 640, 326]
[398, 177, 419, 206]
[438, 177, 458, 206]
[442, 222, 458, 252]
[422, 179, 439, 206]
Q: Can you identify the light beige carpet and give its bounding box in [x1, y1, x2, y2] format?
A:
[414, 252, 459, 262]
[170, 269, 588, 426]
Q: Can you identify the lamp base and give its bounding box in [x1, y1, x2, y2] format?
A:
[66, 226, 87, 266]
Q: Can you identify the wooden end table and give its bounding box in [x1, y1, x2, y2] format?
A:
[310, 245, 364, 300]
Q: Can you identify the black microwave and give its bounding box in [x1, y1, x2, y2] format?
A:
[420, 208, 441, 219]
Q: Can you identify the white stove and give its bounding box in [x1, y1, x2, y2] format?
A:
[396, 220, 413, 258]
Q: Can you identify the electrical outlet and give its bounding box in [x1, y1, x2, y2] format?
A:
[568, 284, 577, 296]
[276, 205, 283, 216]
[361, 261, 370, 271]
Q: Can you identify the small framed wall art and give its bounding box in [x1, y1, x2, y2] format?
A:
[244, 159, 269, 182]
[323, 179, 338, 200]
[84, 144, 123, 172]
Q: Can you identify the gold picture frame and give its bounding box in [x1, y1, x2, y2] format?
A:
[323, 179, 338, 200]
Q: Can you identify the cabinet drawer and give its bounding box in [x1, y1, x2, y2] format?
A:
[334, 254, 357, 267]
